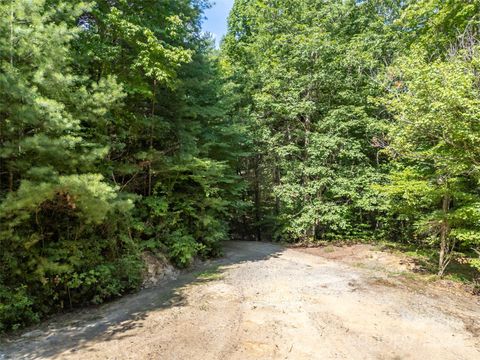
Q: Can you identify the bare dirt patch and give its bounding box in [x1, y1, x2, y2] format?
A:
[297, 243, 479, 296]
[295, 243, 419, 273]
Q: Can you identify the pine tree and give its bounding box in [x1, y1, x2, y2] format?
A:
[75, 0, 247, 265]
[0, 0, 137, 331]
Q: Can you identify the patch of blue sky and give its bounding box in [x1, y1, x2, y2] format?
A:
[202, 0, 234, 47]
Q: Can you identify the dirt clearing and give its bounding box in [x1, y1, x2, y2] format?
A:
[1, 241, 479, 359]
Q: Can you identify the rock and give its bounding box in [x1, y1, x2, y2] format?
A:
[21, 329, 43, 339]
[141, 251, 179, 288]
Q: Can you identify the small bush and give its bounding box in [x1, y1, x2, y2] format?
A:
[0, 286, 39, 332]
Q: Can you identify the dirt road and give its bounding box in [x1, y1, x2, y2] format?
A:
[1, 241, 480, 359]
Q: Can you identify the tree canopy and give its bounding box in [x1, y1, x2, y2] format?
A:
[1, 0, 480, 331]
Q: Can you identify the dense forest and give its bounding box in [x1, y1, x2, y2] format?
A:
[1, 0, 480, 332]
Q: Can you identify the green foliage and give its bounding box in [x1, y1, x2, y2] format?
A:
[0, 0, 143, 331]
[75, 0, 245, 265]
[167, 231, 204, 268]
[0, 286, 38, 332]
[399, 0, 480, 57]
[0, 0, 244, 332]
[134, 157, 233, 266]
[380, 42, 480, 275]
[223, 0, 403, 241]
[223, 0, 480, 278]
[3, 0, 480, 333]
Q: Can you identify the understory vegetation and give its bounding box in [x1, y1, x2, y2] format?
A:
[1, 0, 480, 331]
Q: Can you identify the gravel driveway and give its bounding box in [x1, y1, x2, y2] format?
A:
[1, 241, 480, 359]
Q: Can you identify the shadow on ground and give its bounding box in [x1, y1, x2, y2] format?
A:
[0, 241, 283, 360]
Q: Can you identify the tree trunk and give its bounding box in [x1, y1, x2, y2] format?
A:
[8, 169, 13, 192]
[147, 79, 157, 196]
[438, 194, 451, 276]
[274, 162, 280, 216]
[303, 114, 314, 240]
[253, 155, 262, 242]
